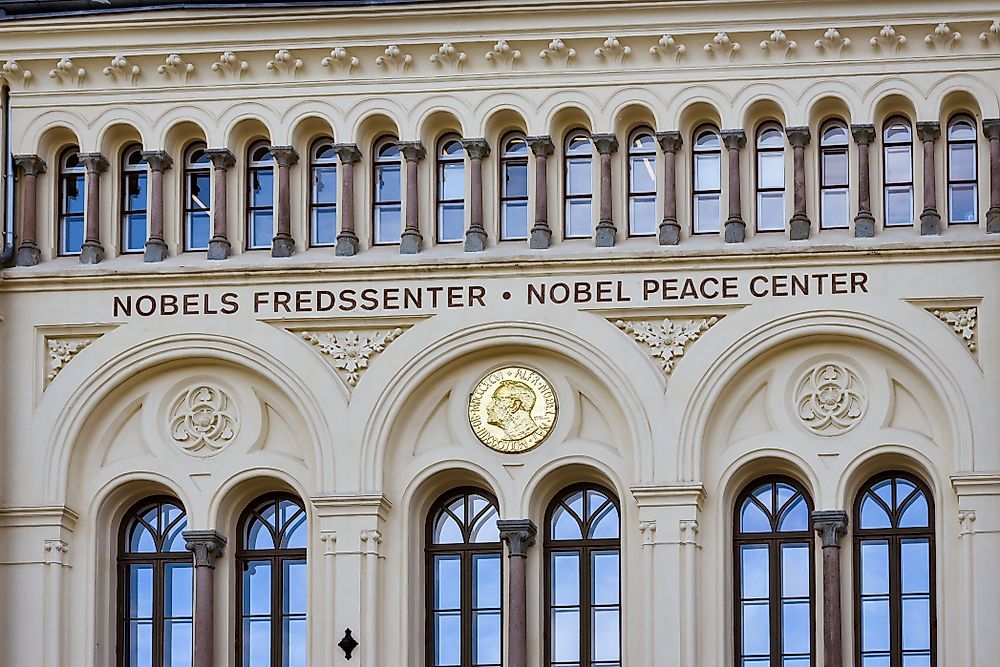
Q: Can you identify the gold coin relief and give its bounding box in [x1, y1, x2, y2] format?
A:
[469, 367, 557, 453]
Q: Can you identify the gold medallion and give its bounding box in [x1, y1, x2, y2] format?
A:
[469, 366, 557, 453]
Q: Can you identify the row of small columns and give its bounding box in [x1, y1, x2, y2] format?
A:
[12, 120, 1000, 266]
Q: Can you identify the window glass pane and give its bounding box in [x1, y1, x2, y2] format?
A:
[251, 169, 273, 207]
[129, 564, 154, 617]
[862, 656, 891, 667]
[694, 194, 721, 233]
[163, 516, 188, 553]
[567, 136, 591, 156]
[552, 552, 580, 606]
[130, 523, 157, 553]
[282, 616, 307, 667]
[434, 555, 462, 610]
[124, 214, 146, 252]
[251, 211, 274, 248]
[438, 203, 465, 242]
[247, 517, 275, 550]
[903, 655, 931, 667]
[949, 143, 976, 181]
[434, 513, 463, 544]
[163, 618, 192, 667]
[781, 600, 811, 655]
[283, 559, 307, 616]
[696, 131, 720, 149]
[376, 164, 401, 202]
[63, 215, 84, 254]
[631, 132, 656, 152]
[885, 186, 913, 226]
[740, 499, 771, 533]
[949, 184, 977, 223]
[695, 153, 721, 190]
[821, 190, 850, 229]
[244, 560, 272, 615]
[187, 212, 211, 251]
[473, 554, 501, 608]
[502, 202, 528, 240]
[592, 607, 621, 661]
[129, 620, 154, 667]
[860, 540, 890, 595]
[758, 128, 784, 148]
[630, 196, 657, 236]
[473, 610, 501, 666]
[440, 162, 464, 201]
[434, 612, 461, 666]
[742, 600, 771, 656]
[189, 173, 210, 210]
[757, 192, 785, 231]
[901, 597, 931, 650]
[471, 506, 500, 544]
[65, 175, 85, 213]
[822, 124, 849, 146]
[243, 617, 271, 667]
[948, 121, 976, 141]
[375, 205, 401, 244]
[591, 551, 619, 605]
[740, 544, 769, 599]
[126, 171, 148, 211]
[313, 165, 337, 205]
[164, 563, 193, 618]
[885, 123, 911, 143]
[565, 199, 592, 238]
[312, 206, 337, 246]
[552, 505, 583, 540]
[778, 496, 807, 532]
[823, 151, 848, 187]
[780, 544, 809, 597]
[901, 539, 930, 593]
[567, 159, 591, 196]
[630, 155, 656, 192]
[552, 608, 581, 662]
[783, 659, 811, 667]
[589, 503, 619, 540]
[898, 494, 929, 528]
[504, 163, 528, 199]
[885, 146, 912, 183]
[862, 598, 891, 652]
[758, 151, 784, 189]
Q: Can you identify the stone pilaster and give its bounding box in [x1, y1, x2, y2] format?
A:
[916, 121, 941, 235]
[786, 126, 811, 240]
[851, 124, 877, 237]
[140, 150, 172, 262]
[721, 130, 746, 243]
[527, 135, 554, 249]
[812, 510, 849, 667]
[204, 148, 235, 259]
[333, 143, 363, 256]
[462, 137, 490, 252]
[13, 154, 45, 266]
[183, 530, 227, 667]
[268, 145, 299, 257]
[591, 133, 619, 247]
[77, 152, 108, 264]
[983, 119, 1000, 233]
[656, 131, 682, 245]
[398, 141, 426, 254]
[498, 519, 537, 667]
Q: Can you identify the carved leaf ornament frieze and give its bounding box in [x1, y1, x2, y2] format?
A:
[169, 384, 238, 455]
[615, 316, 719, 377]
[301, 328, 403, 387]
[795, 363, 866, 436]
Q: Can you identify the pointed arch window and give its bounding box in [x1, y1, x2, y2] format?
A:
[236, 494, 308, 667]
[854, 473, 935, 667]
[59, 145, 86, 255]
[756, 123, 786, 231]
[117, 497, 192, 667]
[692, 126, 722, 233]
[734, 477, 815, 667]
[310, 138, 338, 246]
[628, 128, 657, 236]
[121, 144, 148, 253]
[545, 484, 621, 667]
[373, 136, 402, 245]
[883, 118, 914, 227]
[564, 131, 594, 239]
[183, 142, 211, 251]
[946, 115, 978, 223]
[437, 134, 466, 243]
[499, 132, 529, 240]
[247, 141, 274, 250]
[820, 121, 850, 229]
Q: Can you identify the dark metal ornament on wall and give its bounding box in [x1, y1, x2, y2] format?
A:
[338, 628, 359, 660]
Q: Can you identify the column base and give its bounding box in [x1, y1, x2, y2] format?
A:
[465, 226, 488, 252]
[987, 207, 1000, 234]
[724, 218, 745, 243]
[16, 242, 41, 267]
[400, 229, 422, 254]
[335, 230, 359, 256]
[854, 212, 875, 238]
[143, 237, 168, 263]
[594, 220, 616, 247]
[659, 218, 680, 245]
[207, 237, 231, 260]
[529, 224, 551, 250]
[79, 240, 105, 265]
[920, 209, 941, 236]
[789, 214, 811, 240]
[271, 234, 295, 258]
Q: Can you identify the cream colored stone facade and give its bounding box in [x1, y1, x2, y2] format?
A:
[0, 1, 999, 666]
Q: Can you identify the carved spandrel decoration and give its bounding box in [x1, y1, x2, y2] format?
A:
[169, 384, 238, 455]
[795, 362, 866, 435]
[301, 328, 403, 387]
[46, 337, 93, 383]
[930, 307, 978, 354]
[615, 316, 720, 377]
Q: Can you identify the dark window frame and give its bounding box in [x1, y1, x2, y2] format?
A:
[245, 139, 274, 250]
[182, 141, 211, 251]
[498, 131, 529, 241]
[945, 114, 978, 224]
[371, 134, 401, 246]
[882, 116, 914, 227]
[58, 144, 85, 256]
[563, 129, 594, 240]
[309, 136, 338, 247]
[626, 126, 657, 237]
[754, 122, 786, 233]
[692, 124, 722, 235]
[119, 142, 148, 254]
[819, 119, 850, 230]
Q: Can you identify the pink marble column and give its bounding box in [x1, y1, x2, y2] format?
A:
[462, 138, 490, 252]
[591, 133, 619, 247]
[204, 148, 235, 260]
[916, 121, 941, 235]
[333, 143, 362, 256]
[497, 519, 536, 667]
[985, 119, 1000, 233]
[13, 154, 45, 266]
[812, 511, 849, 667]
[786, 126, 812, 240]
[184, 530, 227, 667]
[851, 124, 876, 237]
[656, 131, 682, 245]
[77, 152, 108, 264]
[268, 145, 298, 257]
[721, 130, 746, 243]
[527, 136, 554, 249]
[139, 150, 172, 263]
[398, 141, 426, 254]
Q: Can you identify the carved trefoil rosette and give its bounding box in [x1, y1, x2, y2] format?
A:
[615, 316, 720, 377]
[300, 328, 404, 388]
[929, 306, 978, 356]
[168, 384, 238, 456]
[795, 362, 866, 436]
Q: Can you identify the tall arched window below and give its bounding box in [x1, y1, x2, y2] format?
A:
[183, 142, 211, 251]
[437, 134, 466, 243]
[820, 121, 850, 229]
[247, 141, 274, 250]
[373, 136, 402, 245]
[236, 494, 308, 667]
[120, 144, 148, 253]
[545, 485, 620, 667]
[628, 128, 657, 236]
[564, 131, 593, 239]
[426, 489, 502, 667]
[756, 123, 786, 231]
[310, 138, 337, 246]
[692, 126, 722, 234]
[854, 473, 935, 667]
[947, 115, 978, 224]
[734, 477, 814, 667]
[883, 118, 914, 227]
[117, 497, 192, 667]
[499, 132, 529, 240]
[59, 145, 85, 255]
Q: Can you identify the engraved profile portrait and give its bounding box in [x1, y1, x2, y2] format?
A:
[469, 367, 557, 453]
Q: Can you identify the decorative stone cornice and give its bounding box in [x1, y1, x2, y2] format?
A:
[815, 27, 851, 57]
[333, 143, 363, 164]
[269, 145, 300, 167]
[705, 31, 740, 60]
[267, 49, 303, 78]
[650, 34, 686, 61]
[591, 133, 619, 155]
[157, 54, 195, 83]
[812, 510, 849, 548]
[539, 38, 576, 67]
[14, 154, 46, 177]
[212, 50, 248, 80]
[103, 55, 140, 85]
[498, 519, 537, 557]
[527, 135, 555, 157]
[916, 121, 941, 142]
[595, 36, 632, 65]
[48, 57, 85, 86]
[760, 29, 797, 59]
[430, 42, 467, 71]
[204, 148, 236, 169]
[140, 150, 173, 172]
[721, 129, 746, 150]
[78, 152, 109, 174]
[786, 125, 811, 147]
[322, 47, 359, 76]
[398, 141, 426, 162]
[183, 530, 227, 567]
[656, 130, 683, 153]
[461, 137, 490, 159]
[851, 123, 877, 145]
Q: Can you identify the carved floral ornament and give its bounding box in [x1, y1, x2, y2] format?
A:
[615, 316, 720, 377]
[301, 328, 403, 387]
[169, 384, 238, 455]
[930, 307, 978, 354]
[46, 337, 93, 383]
[795, 362, 866, 436]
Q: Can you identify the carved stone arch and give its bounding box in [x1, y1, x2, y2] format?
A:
[414, 102, 469, 140]
[676, 97, 724, 140]
[799, 82, 861, 126]
[806, 94, 854, 133]
[864, 80, 924, 122]
[343, 98, 407, 139]
[477, 99, 531, 138]
[933, 85, 987, 124]
[285, 105, 338, 148]
[715, 450, 821, 516]
[223, 111, 273, 153]
[739, 96, 788, 134]
[92, 109, 153, 153]
[152, 105, 215, 148]
[669, 88, 728, 130]
[20, 113, 85, 156]
[543, 98, 597, 137]
[350, 108, 402, 153]
[732, 87, 794, 127]
[611, 98, 657, 136]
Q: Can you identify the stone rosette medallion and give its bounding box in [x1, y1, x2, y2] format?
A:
[169, 384, 238, 455]
[469, 367, 557, 453]
[795, 362, 866, 435]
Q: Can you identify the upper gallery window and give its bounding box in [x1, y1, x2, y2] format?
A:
[499, 132, 530, 240]
[247, 141, 275, 250]
[58, 145, 85, 255]
[854, 473, 935, 667]
[437, 134, 466, 243]
[120, 144, 148, 253]
[372, 136, 402, 245]
[183, 142, 211, 251]
[545, 485, 621, 667]
[426, 489, 502, 667]
[692, 126, 722, 234]
[564, 131, 594, 239]
[734, 477, 814, 667]
[236, 494, 308, 667]
[310, 138, 338, 246]
[820, 121, 850, 229]
[883, 118, 914, 227]
[628, 128, 657, 236]
[117, 497, 192, 667]
[947, 115, 978, 224]
[756, 123, 786, 231]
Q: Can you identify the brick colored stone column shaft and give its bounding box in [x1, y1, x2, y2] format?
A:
[592, 133, 618, 247]
[462, 138, 490, 252]
[982, 119, 1000, 233]
[13, 154, 45, 266]
[722, 130, 746, 243]
[184, 530, 226, 667]
[77, 152, 108, 264]
[656, 131, 682, 245]
[786, 126, 811, 240]
[398, 141, 426, 254]
[204, 148, 235, 260]
[851, 124, 876, 237]
[916, 122, 941, 235]
[269, 145, 298, 257]
[140, 151, 172, 263]
[333, 143, 362, 256]
[528, 135, 554, 249]
[813, 510, 849, 667]
[498, 519, 536, 667]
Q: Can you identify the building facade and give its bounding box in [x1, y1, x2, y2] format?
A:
[0, 1, 999, 666]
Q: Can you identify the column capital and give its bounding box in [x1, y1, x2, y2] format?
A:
[397, 140, 426, 162]
[982, 118, 1000, 140]
[916, 121, 941, 142]
[14, 154, 46, 176]
[268, 145, 300, 167]
[140, 150, 173, 172]
[497, 519, 537, 557]
[77, 152, 109, 173]
[461, 137, 491, 159]
[721, 129, 747, 150]
[527, 135, 554, 157]
[204, 148, 236, 169]
[183, 530, 227, 567]
[591, 133, 619, 155]
[851, 123, 877, 145]
[785, 125, 812, 147]
[332, 142, 363, 164]
[655, 130, 683, 153]
[811, 510, 849, 548]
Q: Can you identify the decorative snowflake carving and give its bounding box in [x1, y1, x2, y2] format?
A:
[47, 338, 93, 382]
[169, 385, 238, 455]
[795, 363, 866, 435]
[931, 307, 977, 353]
[301, 328, 403, 387]
[485, 40, 521, 68]
[615, 317, 719, 376]
[815, 28, 852, 57]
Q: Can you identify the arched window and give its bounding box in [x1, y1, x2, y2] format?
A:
[247, 140, 274, 250]
[628, 128, 657, 236]
[545, 484, 620, 667]
[373, 136, 402, 245]
[58, 145, 85, 255]
[564, 131, 593, 239]
[947, 115, 978, 224]
[883, 118, 914, 227]
[756, 123, 786, 231]
[183, 142, 211, 251]
[734, 477, 815, 667]
[854, 473, 935, 667]
[437, 134, 466, 243]
[120, 144, 148, 253]
[692, 126, 722, 234]
[117, 497, 192, 667]
[426, 489, 502, 667]
[820, 121, 850, 229]
[499, 132, 529, 240]
[310, 138, 337, 246]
